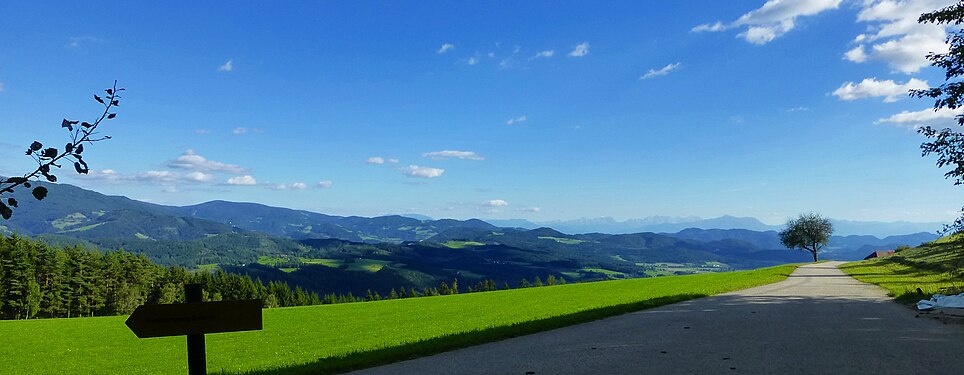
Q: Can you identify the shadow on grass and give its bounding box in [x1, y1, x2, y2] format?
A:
[224, 293, 707, 375]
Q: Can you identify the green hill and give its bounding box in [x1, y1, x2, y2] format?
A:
[0, 264, 797, 375]
[840, 235, 964, 303]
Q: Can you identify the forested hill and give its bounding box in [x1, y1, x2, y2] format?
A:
[0, 182, 940, 300]
[0, 235, 320, 320]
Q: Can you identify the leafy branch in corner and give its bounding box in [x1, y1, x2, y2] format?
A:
[911, 2, 964, 234]
[0, 81, 124, 220]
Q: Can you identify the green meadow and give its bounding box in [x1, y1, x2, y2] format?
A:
[840, 236, 964, 303]
[0, 264, 797, 375]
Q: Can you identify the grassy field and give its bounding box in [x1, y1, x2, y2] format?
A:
[0, 264, 797, 375]
[839, 235, 964, 304]
[441, 240, 485, 249]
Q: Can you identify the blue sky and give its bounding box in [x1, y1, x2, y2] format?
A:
[1, 0, 962, 224]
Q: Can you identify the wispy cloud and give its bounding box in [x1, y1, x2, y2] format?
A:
[640, 62, 682, 80]
[68, 36, 104, 48]
[0, 83, 4, 92]
[194, 129, 211, 135]
[521, 207, 541, 213]
[422, 150, 485, 160]
[317, 180, 333, 188]
[401, 165, 445, 178]
[437, 43, 455, 54]
[484, 199, 509, 207]
[466, 56, 480, 65]
[876, 107, 964, 128]
[785, 106, 811, 112]
[80, 169, 215, 184]
[273, 182, 308, 190]
[506, 115, 527, 125]
[218, 60, 234, 72]
[226, 175, 258, 185]
[531, 50, 555, 59]
[691, 22, 726, 32]
[692, 0, 842, 45]
[568, 42, 590, 57]
[832, 78, 928, 102]
[366, 156, 386, 165]
[167, 150, 248, 174]
[232, 127, 262, 135]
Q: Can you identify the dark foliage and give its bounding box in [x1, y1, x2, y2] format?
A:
[912, 2, 964, 233]
[0, 235, 319, 320]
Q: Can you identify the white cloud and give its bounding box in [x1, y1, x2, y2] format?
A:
[832, 77, 928, 102]
[422, 150, 485, 160]
[401, 165, 445, 178]
[184, 171, 216, 182]
[786, 106, 811, 112]
[876, 107, 964, 128]
[80, 169, 216, 184]
[0, 83, 4, 92]
[226, 175, 258, 185]
[274, 182, 308, 190]
[847, 0, 951, 73]
[640, 62, 682, 80]
[366, 156, 385, 165]
[693, 0, 842, 44]
[568, 42, 590, 57]
[168, 150, 248, 174]
[506, 115, 527, 125]
[844, 45, 868, 63]
[531, 50, 555, 59]
[484, 199, 509, 207]
[466, 56, 480, 65]
[692, 21, 727, 32]
[522, 207, 541, 213]
[387, 158, 399, 164]
[437, 43, 455, 54]
[218, 60, 233, 72]
[232, 127, 263, 135]
[317, 180, 333, 188]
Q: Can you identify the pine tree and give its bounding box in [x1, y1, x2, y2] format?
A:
[546, 275, 557, 286]
[533, 276, 544, 287]
[451, 278, 459, 294]
[519, 278, 531, 288]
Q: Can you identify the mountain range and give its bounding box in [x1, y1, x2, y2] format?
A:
[488, 216, 944, 238]
[0, 181, 941, 296]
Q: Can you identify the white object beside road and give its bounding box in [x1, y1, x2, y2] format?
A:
[917, 293, 964, 311]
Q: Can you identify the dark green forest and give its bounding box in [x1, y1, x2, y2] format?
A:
[0, 235, 568, 320]
[0, 235, 321, 320]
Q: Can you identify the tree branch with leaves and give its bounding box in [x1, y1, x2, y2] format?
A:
[0, 81, 124, 220]
[912, 2, 964, 234]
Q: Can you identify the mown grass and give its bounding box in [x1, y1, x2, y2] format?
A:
[0, 264, 798, 375]
[441, 240, 485, 249]
[839, 235, 964, 304]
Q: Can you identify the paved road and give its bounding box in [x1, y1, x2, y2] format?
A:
[352, 262, 964, 374]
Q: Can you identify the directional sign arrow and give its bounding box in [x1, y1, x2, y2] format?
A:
[125, 299, 263, 339]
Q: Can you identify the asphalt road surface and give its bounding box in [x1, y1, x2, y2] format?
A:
[352, 262, 964, 375]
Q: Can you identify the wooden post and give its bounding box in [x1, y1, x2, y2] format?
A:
[185, 284, 206, 375]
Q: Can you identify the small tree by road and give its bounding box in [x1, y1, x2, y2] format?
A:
[779, 213, 833, 262]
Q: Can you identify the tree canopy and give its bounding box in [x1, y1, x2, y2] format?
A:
[779, 213, 833, 262]
[912, 2, 964, 233]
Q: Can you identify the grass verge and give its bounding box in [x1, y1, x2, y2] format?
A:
[839, 235, 964, 304]
[0, 264, 797, 375]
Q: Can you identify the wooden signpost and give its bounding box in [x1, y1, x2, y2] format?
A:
[126, 284, 262, 375]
